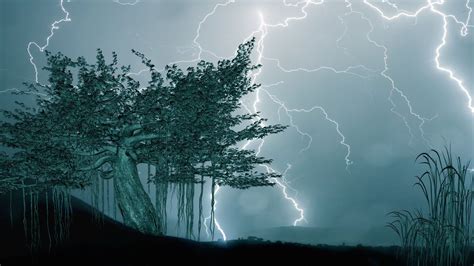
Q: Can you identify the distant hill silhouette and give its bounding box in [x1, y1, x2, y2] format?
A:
[241, 225, 398, 246]
[0, 191, 403, 265]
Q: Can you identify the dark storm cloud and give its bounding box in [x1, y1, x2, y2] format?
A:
[1, 0, 472, 242]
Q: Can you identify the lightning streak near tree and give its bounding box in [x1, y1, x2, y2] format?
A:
[199, 0, 473, 239]
[4, 0, 472, 241]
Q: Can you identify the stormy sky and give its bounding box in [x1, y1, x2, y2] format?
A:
[1, 0, 473, 243]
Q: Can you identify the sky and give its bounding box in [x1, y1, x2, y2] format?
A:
[0, 0, 473, 243]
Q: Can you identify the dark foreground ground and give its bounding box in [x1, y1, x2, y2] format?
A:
[0, 192, 414, 265]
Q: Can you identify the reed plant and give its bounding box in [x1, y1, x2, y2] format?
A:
[388, 146, 473, 266]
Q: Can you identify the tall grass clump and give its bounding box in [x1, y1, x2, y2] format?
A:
[388, 146, 473, 266]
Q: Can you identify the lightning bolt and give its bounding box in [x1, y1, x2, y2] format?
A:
[8, 0, 472, 242]
[245, 3, 377, 227]
[339, 1, 435, 147]
[113, 0, 140, 6]
[266, 165, 306, 226]
[201, 0, 374, 238]
[198, 2, 315, 239]
[197, 0, 474, 237]
[203, 185, 227, 241]
[125, 0, 236, 77]
[0, 0, 71, 97]
[362, 0, 474, 114]
[27, 0, 71, 84]
[262, 88, 353, 169]
[242, 12, 311, 227]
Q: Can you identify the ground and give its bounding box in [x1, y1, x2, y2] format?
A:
[0, 191, 421, 266]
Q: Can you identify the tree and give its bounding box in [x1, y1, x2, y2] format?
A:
[0, 39, 286, 238]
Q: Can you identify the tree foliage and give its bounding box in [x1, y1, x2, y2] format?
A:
[0, 38, 287, 239]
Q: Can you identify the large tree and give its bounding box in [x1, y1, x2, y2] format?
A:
[0, 39, 286, 237]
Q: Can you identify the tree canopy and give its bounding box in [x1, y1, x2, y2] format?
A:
[0, 38, 286, 239]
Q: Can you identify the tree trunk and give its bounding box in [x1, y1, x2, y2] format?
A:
[114, 149, 161, 235]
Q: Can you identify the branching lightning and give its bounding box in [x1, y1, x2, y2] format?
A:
[28, 0, 71, 84]
[113, 0, 140, 6]
[263, 89, 353, 169]
[8, 0, 473, 241]
[196, 0, 474, 238]
[368, 4, 431, 146]
[363, 0, 474, 114]
[0, 0, 71, 97]
[243, 11, 311, 227]
[203, 184, 227, 241]
[265, 165, 307, 226]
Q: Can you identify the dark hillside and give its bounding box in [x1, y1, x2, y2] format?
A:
[0, 191, 402, 266]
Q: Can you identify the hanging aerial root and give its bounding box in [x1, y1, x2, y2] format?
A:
[198, 176, 204, 241]
[45, 191, 52, 252]
[155, 181, 168, 234]
[52, 187, 72, 244]
[9, 191, 13, 228]
[185, 182, 195, 239]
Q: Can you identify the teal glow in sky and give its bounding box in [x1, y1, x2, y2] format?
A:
[1, 0, 473, 243]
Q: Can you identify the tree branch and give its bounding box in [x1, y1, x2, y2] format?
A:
[99, 170, 114, 180]
[124, 133, 161, 146]
[122, 121, 161, 137]
[74, 144, 117, 157]
[122, 124, 143, 137]
[79, 155, 114, 171]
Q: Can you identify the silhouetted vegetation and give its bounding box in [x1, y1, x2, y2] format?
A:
[388, 146, 473, 266]
[0, 38, 286, 246]
[0, 191, 403, 266]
